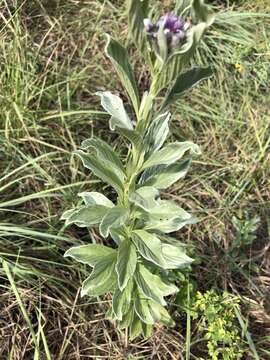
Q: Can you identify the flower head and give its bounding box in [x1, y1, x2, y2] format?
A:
[144, 13, 190, 54]
[157, 13, 185, 33]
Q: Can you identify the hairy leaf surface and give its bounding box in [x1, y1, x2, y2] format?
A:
[81, 254, 117, 296]
[134, 264, 178, 305]
[105, 36, 140, 114]
[64, 244, 116, 267]
[162, 67, 213, 109]
[134, 289, 161, 325]
[143, 112, 171, 157]
[162, 243, 193, 269]
[130, 313, 143, 340]
[78, 191, 114, 207]
[96, 91, 133, 131]
[63, 205, 108, 227]
[129, 186, 159, 211]
[142, 141, 201, 170]
[127, 0, 149, 57]
[75, 150, 124, 194]
[116, 240, 137, 290]
[144, 200, 195, 233]
[99, 206, 129, 238]
[140, 159, 192, 189]
[132, 230, 165, 268]
[112, 279, 133, 320]
[81, 137, 125, 178]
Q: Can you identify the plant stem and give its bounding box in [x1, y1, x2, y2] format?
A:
[137, 65, 164, 131]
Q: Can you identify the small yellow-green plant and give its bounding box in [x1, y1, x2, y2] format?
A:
[193, 290, 244, 360]
[231, 214, 260, 253]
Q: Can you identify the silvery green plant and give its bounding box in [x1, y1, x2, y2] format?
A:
[62, 0, 214, 339]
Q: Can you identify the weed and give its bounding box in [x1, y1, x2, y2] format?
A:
[193, 290, 244, 360]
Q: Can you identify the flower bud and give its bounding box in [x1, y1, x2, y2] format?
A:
[144, 13, 191, 60]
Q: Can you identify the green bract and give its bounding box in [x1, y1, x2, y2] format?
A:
[62, 0, 214, 339]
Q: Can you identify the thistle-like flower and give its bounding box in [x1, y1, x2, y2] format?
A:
[144, 13, 191, 60]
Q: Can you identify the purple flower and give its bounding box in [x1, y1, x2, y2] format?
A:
[157, 14, 185, 33]
[144, 13, 190, 52]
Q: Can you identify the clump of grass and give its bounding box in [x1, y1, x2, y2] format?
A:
[0, 0, 269, 358]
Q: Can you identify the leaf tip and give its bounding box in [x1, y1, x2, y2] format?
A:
[104, 33, 111, 54]
[95, 91, 103, 98]
[63, 249, 71, 258]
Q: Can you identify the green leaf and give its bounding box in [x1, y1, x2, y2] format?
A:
[64, 244, 116, 267]
[134, 264, 178, 305]
[143, 112, 171, 157]
[132, 230, 165, 268]
[75, 150, 124, 194]
[142, 322, 153, 338]
[81, 137, 125, 178]
[170, 22, 208, 69]
[96, 91, 133, 131]
[144, 200, 195, 233]
[142, 141, 201, 170]
[110, 228, 127, 245]
[105, 36, 140, 115]
[156, 305, 175, 327]
[131, 191, 196, 233]
[99, 205, 129, 238]
[162, 67, 213, 109]
[105, 306, 115, 321]
[129, 186, 159, 211]
[161, 243, 193, 269]
[115, 126, 142, 147]
[81, 254, 117, 297]
[134, 288, 161, 325]
[61, 209, 76, 220]
[112, 279, 133, 320]
[63, 204, 109, 227]
[157, 22, 168, 62]
[192, 0, 215, 26]
[133, 295, 175, 329]
[134, 298, 156, 325]
[129, 313, 143, 340]
[127, 0, 149, 56]
[78, 191, 114, 207]
[118, 306, 134, 330]
[116, 240, 137, 290]
[140, 159, 192, 189]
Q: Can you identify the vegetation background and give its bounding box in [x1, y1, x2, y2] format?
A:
[0, 0, 269, 359]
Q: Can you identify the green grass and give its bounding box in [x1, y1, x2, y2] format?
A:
[0, 0, 269, 359]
